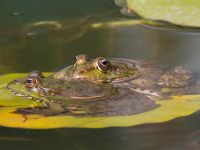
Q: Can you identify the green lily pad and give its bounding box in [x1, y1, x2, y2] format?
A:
[116, 0, 200, 27]
[0, 73, 200, 129]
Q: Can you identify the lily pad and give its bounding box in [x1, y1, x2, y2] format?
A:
[116, 0, 200, 27]
[0, 73, 200, 129]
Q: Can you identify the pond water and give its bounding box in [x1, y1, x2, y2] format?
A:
[1, 0, 200, 150]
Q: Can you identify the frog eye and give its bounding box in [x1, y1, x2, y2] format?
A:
[24, 78, 37, 88]
[96, 58, 111, 72]
[73, 54, 89, 66]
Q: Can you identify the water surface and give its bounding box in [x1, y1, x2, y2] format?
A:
[1, 0, 200, 150]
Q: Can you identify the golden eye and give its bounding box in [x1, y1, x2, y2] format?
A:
[96, 58, 111, 72]
[24, 78, 37, 89]
[73, 54, 89, 66]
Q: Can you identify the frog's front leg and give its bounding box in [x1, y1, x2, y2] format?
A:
[17, 101, 85, 116]
[16, 101, 67, 116]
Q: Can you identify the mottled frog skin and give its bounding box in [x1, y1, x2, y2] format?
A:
[7, 54, 200, 116]
[53, 55, 200, 98]
[114, 60, 200, 98]
[51, 54, 140, 83]
[7, 71, 157, 116]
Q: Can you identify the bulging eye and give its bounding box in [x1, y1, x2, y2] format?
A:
[96, 58, 111, 72]
[28, 71, 44, 78]
[73, 54, 89, 66]
[24, 78, 37, 88]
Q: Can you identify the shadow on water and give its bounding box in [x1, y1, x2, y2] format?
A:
[0, 110, 200, 150]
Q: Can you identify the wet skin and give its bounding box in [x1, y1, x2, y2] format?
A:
[24, 71, 118, 100]
[114, 60, 200, 97]
[51, 54, 140, 83]
[7, 71, 157, 116]
[7, 55, 200, 116]
[52, 54, 200, 98]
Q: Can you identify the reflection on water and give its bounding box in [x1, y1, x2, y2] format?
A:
[1, 9, 200, 74]
[1, 0, 200, 150]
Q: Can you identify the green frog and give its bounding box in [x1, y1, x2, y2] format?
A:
[7, 71, 157, 116]
[52, 54, 200, 98]
[51, 54, 140, 83]
[8, 54, 200, 116]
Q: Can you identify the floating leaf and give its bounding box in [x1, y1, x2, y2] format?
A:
[0, 73, 200, 129]
[116, 0, 200, 27]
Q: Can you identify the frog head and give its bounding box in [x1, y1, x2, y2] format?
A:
[52, 54, 140, 83]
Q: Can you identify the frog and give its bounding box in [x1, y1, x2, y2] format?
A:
[7, 71, 157, 116]
[51, 54, 140, 83]
[8, 54, 200, 116]
[52, 54, 200, 98]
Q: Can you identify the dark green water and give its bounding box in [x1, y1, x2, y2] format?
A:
[1, 0, 200, 149]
